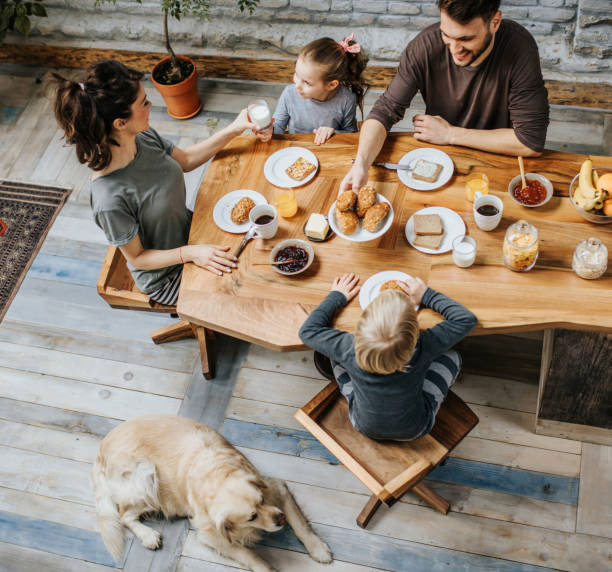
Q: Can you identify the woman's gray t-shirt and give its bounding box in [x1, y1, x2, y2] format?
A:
[90, 128, 191, 294]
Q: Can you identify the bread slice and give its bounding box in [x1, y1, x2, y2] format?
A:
[412, 159, 443, 183]
[413, 233, 445, 249]
[413, 213, 442, 235]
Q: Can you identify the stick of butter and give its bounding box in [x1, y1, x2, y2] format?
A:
[305, 213, 329, 240]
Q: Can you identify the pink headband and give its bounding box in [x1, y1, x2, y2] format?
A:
[338, 33, 361, 54]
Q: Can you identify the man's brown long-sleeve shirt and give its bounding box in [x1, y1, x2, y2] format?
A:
[368, 20, 549, 152]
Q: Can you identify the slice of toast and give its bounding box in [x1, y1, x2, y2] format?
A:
[286, 157, 316, 181]
[412, 159, 443, 183]
[413, 213, 442, 235]
[413, 232, 445, 249]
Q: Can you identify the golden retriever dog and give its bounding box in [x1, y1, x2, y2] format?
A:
[91, 415, 332, 572]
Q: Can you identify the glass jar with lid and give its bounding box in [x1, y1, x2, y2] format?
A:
[572, 237, 608, 279]
[502, 219, 538, 272]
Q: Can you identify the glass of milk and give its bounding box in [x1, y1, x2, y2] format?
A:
[452, 235, 476, 268]
[247, 99, 272, 132]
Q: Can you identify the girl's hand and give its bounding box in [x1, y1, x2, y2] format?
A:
[255, 120, 274, 143]
[313, 126, 335, 145]
[187, 244, 237, 276]
[229, 108, 257, 135]
[398, 276, 427, 306]
[331, 273, 360, 302]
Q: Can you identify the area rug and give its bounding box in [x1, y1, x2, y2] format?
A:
[0, 180, 72, 323]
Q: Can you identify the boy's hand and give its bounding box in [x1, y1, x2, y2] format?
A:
[399, 276, 427, 306]
[331, 273, 360, 302]
[255, 120, 274, 142]
[313, 126, 335, 145]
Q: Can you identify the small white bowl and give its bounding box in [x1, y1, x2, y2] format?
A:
[269, 239, 314, 276]
[507, 173, 553, 208]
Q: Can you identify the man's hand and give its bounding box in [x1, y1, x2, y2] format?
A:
[398, 276, 427, 306]
[338, 162, 368, 195]
[313, 126, 335, 145]
[188, 244, 237, 276]
[331, 273, 360, 302]
[413, 114, 455, 145]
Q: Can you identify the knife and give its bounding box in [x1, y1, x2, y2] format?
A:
[373, 162, 413, 171]
[233, 225, 256, 259]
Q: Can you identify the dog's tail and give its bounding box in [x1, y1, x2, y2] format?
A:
[91, 462, 125, 562]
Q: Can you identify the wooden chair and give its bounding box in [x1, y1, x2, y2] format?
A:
[295, 382, 479, 528]
[97, 246, 214, 379]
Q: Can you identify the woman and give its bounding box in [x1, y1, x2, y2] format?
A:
[53, 59, 260, 305]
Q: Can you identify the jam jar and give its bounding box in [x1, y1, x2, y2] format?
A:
[572, 237, 608, 279]
[503, 219, 538, 272]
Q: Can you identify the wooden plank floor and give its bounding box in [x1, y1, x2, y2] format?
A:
[0, 63, 611, 572]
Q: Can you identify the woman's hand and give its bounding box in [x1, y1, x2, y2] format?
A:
[229, 108, 258, 135]
[187, 244, 237, 276]
[313, 126, 335, 145]
[398, 276, 427, 306]
[331, 273, 360, 302]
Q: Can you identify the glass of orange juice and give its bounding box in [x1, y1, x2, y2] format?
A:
[465, 173, 489, 202]
[274, 188, 298, 218]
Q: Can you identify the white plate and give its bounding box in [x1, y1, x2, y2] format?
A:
[263, 147, 319, 188]
[328, 194, 394, 242]
[213, 190, 267, 234]
[405, 206, 465, 254]
[397, 148, 454, 191]
[359, 271, 419, 311]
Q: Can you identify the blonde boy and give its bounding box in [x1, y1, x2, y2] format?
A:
[299, 273, 477, 440]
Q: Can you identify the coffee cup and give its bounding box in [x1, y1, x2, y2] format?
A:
[249, 204, 278, 239]
[473, 192, 503, 231]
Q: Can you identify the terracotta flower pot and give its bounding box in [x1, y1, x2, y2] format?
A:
[151, 56, 202, 120]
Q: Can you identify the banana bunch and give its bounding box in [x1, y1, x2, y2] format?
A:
[573, 159, 609, 212]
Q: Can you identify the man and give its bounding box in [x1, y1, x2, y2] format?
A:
[340, 0, 549, 192]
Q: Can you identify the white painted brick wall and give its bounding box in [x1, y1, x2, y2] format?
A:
[13, 0, 612, 81]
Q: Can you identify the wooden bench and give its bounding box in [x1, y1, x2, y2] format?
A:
[295, 382, 479, 528]
[97, 246, 214, 379]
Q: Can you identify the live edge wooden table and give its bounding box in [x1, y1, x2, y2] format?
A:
[178, 133, 612, 443]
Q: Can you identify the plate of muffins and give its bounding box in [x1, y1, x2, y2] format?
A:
[359, 271, 419, 311]
[328, 186, 394, 242]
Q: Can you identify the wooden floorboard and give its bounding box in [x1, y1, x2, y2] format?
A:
[0, 63, 610, 572]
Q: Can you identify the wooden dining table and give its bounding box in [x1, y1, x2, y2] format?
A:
[177, 132, 612, 352]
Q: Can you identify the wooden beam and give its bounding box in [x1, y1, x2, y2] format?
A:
[1, 43, 611, 110]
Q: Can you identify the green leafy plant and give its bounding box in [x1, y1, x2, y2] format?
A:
[0, 0, 47, 43]
[96, 0, 259, 84]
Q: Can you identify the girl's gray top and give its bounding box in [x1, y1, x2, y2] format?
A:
[273, 84, 358, 134]
[298, 289, 477, 439]
[89, 128, 191, 294]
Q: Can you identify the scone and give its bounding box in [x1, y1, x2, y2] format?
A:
[363, 202, 390, 232]
[412, 159, 443, 183]
[286, 157, 316, 181]
[380, 280, 405, 292]
[335, 207, 358, 235]
[356, 186, 377, 217]
[336, 190, 357, 211]
[231, 197, 255, 224]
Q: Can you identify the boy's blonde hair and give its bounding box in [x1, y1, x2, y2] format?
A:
[354, 290, 419, 375]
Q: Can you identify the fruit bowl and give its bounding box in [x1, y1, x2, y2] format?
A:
[569, 171, 612, 224]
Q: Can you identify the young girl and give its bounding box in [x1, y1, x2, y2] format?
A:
[51, 60, 260, 305]
[299, 274, 477, 440]
[273, 35, 369, 145]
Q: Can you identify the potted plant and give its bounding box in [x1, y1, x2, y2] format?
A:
[0, 0, 47, 43]
[96, 0, 259, 119]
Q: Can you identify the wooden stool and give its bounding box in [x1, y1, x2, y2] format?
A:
[295, 382, 479, 528]
[96, 246, 214, 379]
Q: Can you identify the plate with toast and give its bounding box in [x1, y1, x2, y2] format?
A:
[263, 147, 318, 188]
[405, 206, 465, 254]
[397, 148, 454, 191]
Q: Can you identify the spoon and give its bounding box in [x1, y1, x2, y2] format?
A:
[252, 259, 297, 266]
[518, 156, 527, 189]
